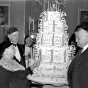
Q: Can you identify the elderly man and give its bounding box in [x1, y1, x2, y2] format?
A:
[67, 22, 88, 88]
[0, 27, 33, 88]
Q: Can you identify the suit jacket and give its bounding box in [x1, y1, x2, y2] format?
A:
[67, 48, 88, 88]
[0, 38, 26, 67]
[0, 38, 33, 88]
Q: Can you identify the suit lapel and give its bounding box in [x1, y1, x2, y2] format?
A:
[17, 44, 26, 68]
[74, 48, 88, 69]
[13, 56, 21, 64]
[68, 49, 82, 75]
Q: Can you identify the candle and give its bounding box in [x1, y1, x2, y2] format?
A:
[42, 21, 44, 32]
[52, 33, 54, 46]
[48, 0, 49, 10]
[39, 49, 42, 62]
[29, 17, 31, 36]
[60, 9, 61, 20]
[33, 19, 34, 31]
[56, 3, 57, 11]
[30, 47, 33, 60]
[51, 50, 53, 63]
[58, 3, 60, 11]
[46, 10, 48, 21]
[64, 50, 66, 63]
[53, 20, 55, 32]
[41, 34, 43, 45]
[43, 0, 45, 11]
[50, 2, 51, 10]
[29, 17, 30, 31]
[53, 33, 54, 46]
[62, 34, 64, 46]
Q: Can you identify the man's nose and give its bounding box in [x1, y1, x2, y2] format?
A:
[76, 38, 78, 42]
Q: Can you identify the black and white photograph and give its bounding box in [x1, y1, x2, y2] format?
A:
[0, 0, 88, 88]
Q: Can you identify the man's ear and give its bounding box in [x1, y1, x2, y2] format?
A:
[8, 34, 11, 39]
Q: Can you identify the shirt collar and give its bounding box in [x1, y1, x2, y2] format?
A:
[11, 42, 17, 45]
[82, 44, 88, 53]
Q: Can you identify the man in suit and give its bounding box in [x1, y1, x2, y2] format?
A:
[67, 22, 88, 88]
[0, 27, 26, 67]
[0, 27, 33, 88]
[68, 25, 82, 56]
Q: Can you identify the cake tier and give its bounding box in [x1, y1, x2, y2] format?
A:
[36, 33, 68, 47]
[27, 62, 68, 84]
[41, 20, 65, 33]
[34, 46, 70, 63]
[44, 11, 62, 21]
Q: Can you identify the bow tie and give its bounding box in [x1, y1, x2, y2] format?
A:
[11, 43, 17, 46]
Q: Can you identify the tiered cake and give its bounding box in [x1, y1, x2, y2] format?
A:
[28, 10, 73, 85]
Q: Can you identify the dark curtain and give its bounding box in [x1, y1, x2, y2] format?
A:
[25, 0, 43, 36]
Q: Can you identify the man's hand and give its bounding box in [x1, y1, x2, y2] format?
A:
[30, 59, 40, 70]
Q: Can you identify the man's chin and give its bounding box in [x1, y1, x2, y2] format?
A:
[13, 41, 18, 44]
[78, 45, 82, 48]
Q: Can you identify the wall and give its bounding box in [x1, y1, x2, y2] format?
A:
[64, 0, 88, 38]
[0, 0, 25, 44]
[10, 0, 25, 44]
[0, 0, 10, 43]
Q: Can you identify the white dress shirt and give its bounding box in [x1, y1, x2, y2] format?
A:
[11, 42, 21, 61]
[81, 44, 88, 53]
[14, 45, 21, 62]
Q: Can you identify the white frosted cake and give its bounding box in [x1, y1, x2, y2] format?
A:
[27, 10, 74, 85]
